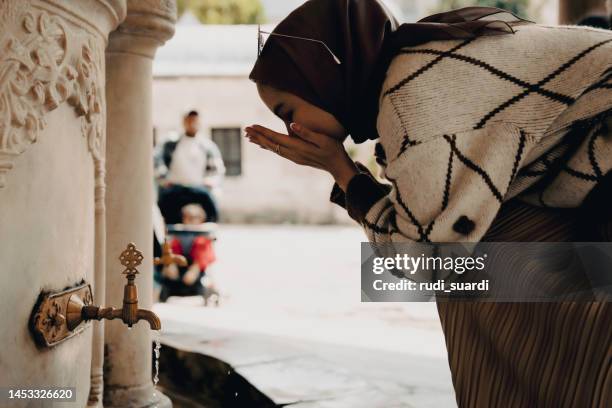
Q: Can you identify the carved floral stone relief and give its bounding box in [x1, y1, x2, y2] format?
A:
[0, 5, 105, 188]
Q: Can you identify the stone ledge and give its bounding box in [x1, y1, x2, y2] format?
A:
[157, 321, 418, 407]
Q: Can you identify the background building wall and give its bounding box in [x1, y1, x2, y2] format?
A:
[151, 21, 378, 225]
[152, 75, 372, 224]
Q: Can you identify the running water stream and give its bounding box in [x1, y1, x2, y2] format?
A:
[149, 332, 163, 408]
[153, 337, 161, 387]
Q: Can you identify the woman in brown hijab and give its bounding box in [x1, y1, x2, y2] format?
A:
[246, 1, 612, 406]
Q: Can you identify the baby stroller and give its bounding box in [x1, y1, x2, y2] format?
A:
[154, 185, 219, 305]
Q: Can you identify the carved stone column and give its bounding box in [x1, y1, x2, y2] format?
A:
[0, 1, 123, 407]
[104, 1, 175, 407]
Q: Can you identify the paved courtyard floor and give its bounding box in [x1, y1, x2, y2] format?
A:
[154, 225, 457, 407]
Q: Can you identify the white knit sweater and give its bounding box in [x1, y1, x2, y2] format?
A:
[350, 24, 612, 244]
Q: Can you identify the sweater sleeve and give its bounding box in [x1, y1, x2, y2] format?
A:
[360, 123, 532, 244]
[329, 162, 391, 221]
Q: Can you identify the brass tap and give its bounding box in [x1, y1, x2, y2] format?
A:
[154, 239, 188, 268]
[66, 243, 162, 330]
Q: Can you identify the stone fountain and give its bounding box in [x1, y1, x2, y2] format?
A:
[0, 1, 177, 407]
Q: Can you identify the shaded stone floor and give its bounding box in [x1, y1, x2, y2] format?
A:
[153, 225, 456, 407]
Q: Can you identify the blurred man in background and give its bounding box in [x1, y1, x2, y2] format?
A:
[156, 110, 225, 223]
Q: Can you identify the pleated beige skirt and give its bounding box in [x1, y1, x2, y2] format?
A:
[437, 198, 611, 408]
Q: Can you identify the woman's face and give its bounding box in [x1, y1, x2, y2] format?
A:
[256, 84, 347, 140]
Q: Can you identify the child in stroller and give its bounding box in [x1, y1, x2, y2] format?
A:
[155, 202, 219, 305]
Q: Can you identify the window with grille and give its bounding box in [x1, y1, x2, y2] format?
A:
[211, 127, 242, 176]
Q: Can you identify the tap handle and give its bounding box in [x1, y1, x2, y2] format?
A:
[119, 243, 144, 279]
[154, 239, 188, 267]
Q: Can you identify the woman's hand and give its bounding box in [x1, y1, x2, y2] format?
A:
[245, 123, 359, 191]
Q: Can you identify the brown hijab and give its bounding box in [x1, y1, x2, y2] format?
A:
[250, 0, 530, 143]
